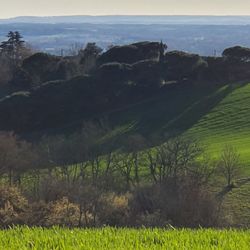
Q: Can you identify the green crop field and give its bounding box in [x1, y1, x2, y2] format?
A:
[0, 227, 249, 250]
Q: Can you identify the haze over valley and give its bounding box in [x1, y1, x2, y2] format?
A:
[2, 16, 250, 55]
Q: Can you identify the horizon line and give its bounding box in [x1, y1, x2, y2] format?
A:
[3, 14, 250, 19]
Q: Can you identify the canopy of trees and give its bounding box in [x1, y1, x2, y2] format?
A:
[98, 41, 165, 64]
[1, 32, 250, 134]
[165, 51, 208, 81]
[222, 46, 250, 62]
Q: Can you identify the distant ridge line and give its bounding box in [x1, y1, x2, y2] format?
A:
[2, 15, 250, 25]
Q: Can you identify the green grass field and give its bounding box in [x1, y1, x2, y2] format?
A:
[0, 227, 249, 250]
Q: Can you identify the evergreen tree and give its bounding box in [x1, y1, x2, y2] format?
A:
[0, 31, 25, 65]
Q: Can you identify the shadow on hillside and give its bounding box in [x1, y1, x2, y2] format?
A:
[108, 83, 237, 148]
[25, 82, 244, 152]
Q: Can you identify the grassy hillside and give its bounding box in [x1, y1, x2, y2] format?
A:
[109, 82, 250, 165]
[2, 81, 248, 227]
[107, 82, 250, 227]
[188, 83, 250, 165]
[188, 83, 250, 226]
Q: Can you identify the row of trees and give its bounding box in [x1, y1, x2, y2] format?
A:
[2, 31, 250, 90]
[0, 32, 103, 89]
[0, 124, 245, 228]
[0, 128, 242, 190]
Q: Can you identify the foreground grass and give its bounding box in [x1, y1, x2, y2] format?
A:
[0, 227, 249, 250]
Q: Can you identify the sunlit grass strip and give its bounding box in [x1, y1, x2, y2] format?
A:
[0, 227, 249, 250]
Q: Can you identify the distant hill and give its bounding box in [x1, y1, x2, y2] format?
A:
[2, 23, 250, 56]
[2, 15, 250, 25]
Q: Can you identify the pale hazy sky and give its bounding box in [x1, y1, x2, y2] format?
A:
[1, 0, 250, 18]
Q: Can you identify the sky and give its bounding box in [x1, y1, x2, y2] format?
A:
[1, 0, 250, 18]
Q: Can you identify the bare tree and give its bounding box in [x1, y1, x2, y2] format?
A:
[145, 147, 158, 183]
[145, 137, 202, 185]
[122, 134, 147, 186]
[116, 152, 134, 189]
[219, 145, 242, 187]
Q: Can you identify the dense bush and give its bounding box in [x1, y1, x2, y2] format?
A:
[131, 59, 162, 88]
[222, 46, 250, 62]
[0, 183, 223, 228]
[22, 53, 62, 85]
[165, 51, 208, 82]
[97, 193, 130, 226]
[98, 42, 162, 64]
[0, 186, 28, 226]
[97, 62, 132, 82]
